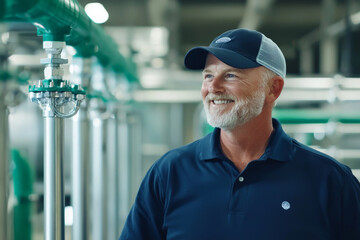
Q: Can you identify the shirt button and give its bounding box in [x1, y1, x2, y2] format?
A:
[238, 176, 244, 182]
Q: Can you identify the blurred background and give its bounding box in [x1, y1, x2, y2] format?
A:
[1, 0, 360, 239]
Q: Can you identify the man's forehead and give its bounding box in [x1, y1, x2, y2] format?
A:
[203, 55, 260, 74]
[203, 54, 236, 70]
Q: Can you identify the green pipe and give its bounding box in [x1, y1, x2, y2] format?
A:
[0, 70, 11, 82]
[0, 0, 4, 19]
[11, 149, 33, 240]
[4, 0, 137, 83]
[273, 109, 360, 124]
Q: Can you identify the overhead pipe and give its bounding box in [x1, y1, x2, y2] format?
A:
[298, 8, 360, 49]
[0, 0, 4, 19]
[4, 0, 138, 83]
[300, 0, 357, 75]
[3, 0, 139, 116]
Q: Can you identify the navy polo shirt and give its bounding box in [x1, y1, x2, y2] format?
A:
[120, 119, 360, 240]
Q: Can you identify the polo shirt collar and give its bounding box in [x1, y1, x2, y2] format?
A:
[198, 127, 224, 161]
[266, 118, 293, 162]
[198, 118, 293, 162]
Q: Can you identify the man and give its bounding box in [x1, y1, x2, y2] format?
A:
[119, 29, 360, 240]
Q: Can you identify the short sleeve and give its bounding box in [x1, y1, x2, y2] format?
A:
[119, 164, 166, 240]
[340, 171, 360, 239]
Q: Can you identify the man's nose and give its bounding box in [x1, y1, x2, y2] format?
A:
[208, 76, 224, 93]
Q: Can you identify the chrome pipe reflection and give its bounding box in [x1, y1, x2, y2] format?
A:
[0, 100, 9, 240]
[71, 57, 91, 240]
[44, 116, 64, 240]
[106, 112, 119, 239]
[90, 114, 108, 240]
[72, 109, 89, 240]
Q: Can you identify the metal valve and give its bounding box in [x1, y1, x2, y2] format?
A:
[29, 41, 86, 118]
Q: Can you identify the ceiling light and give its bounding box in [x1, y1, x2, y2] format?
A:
[351, 11, 360, 25]
[85, 2, 109, 24]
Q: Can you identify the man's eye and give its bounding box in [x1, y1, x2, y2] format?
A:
[226, 73, 236, 78]
[204, 74, 213, 80]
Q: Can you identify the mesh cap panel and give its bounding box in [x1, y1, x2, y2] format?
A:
[256, 35, 286, 78]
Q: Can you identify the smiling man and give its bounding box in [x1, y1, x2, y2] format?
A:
[119, 29, 360, 240]
[202, 55, 268, 131]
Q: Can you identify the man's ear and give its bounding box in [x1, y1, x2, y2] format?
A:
[267, 76, 284, 102]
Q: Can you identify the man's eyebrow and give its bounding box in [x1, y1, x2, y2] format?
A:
[202, 68, 243, 74]
[202, 69, 212, 74]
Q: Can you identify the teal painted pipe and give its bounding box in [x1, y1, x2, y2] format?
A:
[11, 149, 33, 240]
[0, 0, 4, 19]
[273, 109, 360, 124]
[4, 0, 137, 82]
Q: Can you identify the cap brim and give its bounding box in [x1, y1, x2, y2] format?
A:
[184, 47, 261, 70]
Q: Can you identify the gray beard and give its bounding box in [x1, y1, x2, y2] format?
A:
[203, 89, 265, 130]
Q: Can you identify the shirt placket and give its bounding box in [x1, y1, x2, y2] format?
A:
[229, 172, 249, 214]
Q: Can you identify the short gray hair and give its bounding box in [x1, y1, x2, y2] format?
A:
[260, 67, 278, 87]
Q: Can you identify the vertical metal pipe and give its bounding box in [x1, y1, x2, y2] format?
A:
[299, 46, 314, 74]
[118, 111, 130, 229]
[320, 0, 337, 75]
[72, 109, 89, 240]
[170, 103, 183, 148]
[130, 114, 143, 202]
[340, 0, 353, 76]
[91, 116, 107, 240]
[106, 113, 119, 240]
[0, 102, 9, 240]
[70, 56, 91, 240]
[44, 115, 64, 240]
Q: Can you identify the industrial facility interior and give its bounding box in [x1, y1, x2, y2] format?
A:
[1, 0, 360, 239]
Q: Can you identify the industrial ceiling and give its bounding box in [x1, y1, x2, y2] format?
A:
[75, 0, 360, 75]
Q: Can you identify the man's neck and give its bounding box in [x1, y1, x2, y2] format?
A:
[220, 114, 273, 172]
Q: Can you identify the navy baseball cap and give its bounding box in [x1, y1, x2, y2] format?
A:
[184, 28, 286, 78]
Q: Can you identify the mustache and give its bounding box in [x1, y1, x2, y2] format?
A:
[204, 93, 236, 102]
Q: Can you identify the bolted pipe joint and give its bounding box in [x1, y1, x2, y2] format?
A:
[41, 41, 68, 80]
[29, 40, 86, 119]
[43, 66, 64, 80]
[43, 41, 66, 55]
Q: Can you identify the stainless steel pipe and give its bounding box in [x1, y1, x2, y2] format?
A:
[118, 111, 131, 230]
[28, 40, 85, 240]
[44, 115, 64, 240]
[72, 109, 89, 240]
[106, 113, 119, 239]
[90, 115, 108, 240]
[70, 56, 91, 240]
[0, 102, 9, 240]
